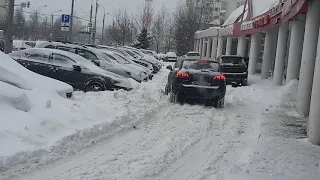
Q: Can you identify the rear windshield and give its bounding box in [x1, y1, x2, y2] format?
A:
[182, 60, 219, 71]
[187, 53, 200, 56]
[221, 57, 245, 65]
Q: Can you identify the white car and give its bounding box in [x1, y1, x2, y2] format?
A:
[186, 51, 201, 59]
[0, 51, 74, 99]
[165, 52, 178, 62]
[12, 40, 36, 51]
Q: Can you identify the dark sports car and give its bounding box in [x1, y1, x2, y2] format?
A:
[165, 58, 226, 108]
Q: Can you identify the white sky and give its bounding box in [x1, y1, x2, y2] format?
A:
[15, 0, 179, 26]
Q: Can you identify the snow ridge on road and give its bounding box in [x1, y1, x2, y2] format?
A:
[0, 70, 170, 180]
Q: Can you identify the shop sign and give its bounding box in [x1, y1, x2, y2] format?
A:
[269, 2, 284, 17]
[219, 25, 233, 36]
[282, 0, 299, 16]
[241, 20, 253, 31]
[253, 15, 270, 28]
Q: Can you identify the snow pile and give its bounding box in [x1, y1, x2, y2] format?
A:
[223, 5, 245, 26]
[0, 65, 169, 177]
[251, 0, 279, 18]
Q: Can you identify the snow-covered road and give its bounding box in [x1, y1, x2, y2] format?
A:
[2, 65, 320, 180]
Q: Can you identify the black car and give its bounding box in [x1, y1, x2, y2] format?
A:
[165, 58, 226, 108]
[217, 55, 248, 86]
[9, 48, 133, 92]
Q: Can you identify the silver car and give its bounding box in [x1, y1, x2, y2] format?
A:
[98, 49, 149, 82]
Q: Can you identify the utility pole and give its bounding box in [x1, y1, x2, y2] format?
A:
[89, 1, 93, 44]
[5, 0, 15, 54]
[93, 0, 98, 45]
[101, 12, 105, 45]
[70, 0, 75, 42]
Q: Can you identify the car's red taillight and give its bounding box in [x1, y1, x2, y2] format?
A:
[19, 47, 26, 50]
[197, 59, 208, 63]
[214, 75, 226, 80]
[177, 73, 190, 78]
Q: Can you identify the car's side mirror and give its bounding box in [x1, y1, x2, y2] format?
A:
[92, 60, 101, 66]
[166, 65, 173, 71]
[73, 65, 82, 72]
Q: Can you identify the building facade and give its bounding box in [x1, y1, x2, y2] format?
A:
[194, 0, 320, 146]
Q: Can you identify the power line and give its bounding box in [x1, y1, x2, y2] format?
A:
[75, 0, 90, 14]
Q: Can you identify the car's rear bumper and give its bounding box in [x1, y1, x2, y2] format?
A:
[223, 73, 248, 83]
[175, 84, 225, 100]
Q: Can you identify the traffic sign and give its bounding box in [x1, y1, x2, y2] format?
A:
[88, 22, 93, 28]
[61, 14, 70, 23]
[61, 27, 70, 32]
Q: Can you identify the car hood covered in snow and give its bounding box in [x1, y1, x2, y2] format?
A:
[0, 51, 73, 98]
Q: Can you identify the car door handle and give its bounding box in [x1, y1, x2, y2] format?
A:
[49, 67, 59, 72]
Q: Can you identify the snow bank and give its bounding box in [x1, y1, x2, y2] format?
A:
[0, 67, 169, 176]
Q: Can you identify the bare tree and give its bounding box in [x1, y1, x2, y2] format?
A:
[151, 4, 167, 53]
[109, 8, 134, 46]
[13, 8, 26, 39]
[174, 1, 200, 55]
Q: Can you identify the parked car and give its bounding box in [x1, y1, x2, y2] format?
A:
[97, 49, 149, 82]
[186, 51, 201, 59]
[165, 58, 226, 108]
[119, 47, 161, 73]
[95, 45, 155, 76]
[12, 40, 36, 51]
[37, 42, 144, 82]
[1, 51, 74, 99]
[164, 52, 178, 62]
[216, 55, 248, 86]
[9, 48, 132, 92]
[140, 49, 158, 60]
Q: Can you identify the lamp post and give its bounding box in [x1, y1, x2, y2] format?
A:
[99, 4, 106, 45]
[51, 10, 62, 40]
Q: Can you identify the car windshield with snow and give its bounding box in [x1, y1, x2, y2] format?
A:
[9, 48, 132, 92]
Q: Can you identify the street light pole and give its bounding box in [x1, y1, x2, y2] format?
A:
[93, 0, 98, 45]
[70, 0, 75, 42]
[5, 0, 15, 54]
[102, 12, 105, 45]
[99, 4, 106, 45]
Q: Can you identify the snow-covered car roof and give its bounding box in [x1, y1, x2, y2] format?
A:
[166, 52, 177, 57]
[1, 51, 73, 95]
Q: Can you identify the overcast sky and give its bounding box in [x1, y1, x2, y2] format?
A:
[15, 0, 179, 26]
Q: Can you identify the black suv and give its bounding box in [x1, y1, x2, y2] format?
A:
[216, 55, 248, 86]
[165, 58, 226, 108]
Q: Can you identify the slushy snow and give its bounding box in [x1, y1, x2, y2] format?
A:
[1, 61, 320, 180]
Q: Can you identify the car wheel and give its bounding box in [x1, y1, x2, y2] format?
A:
[215, 97, 225, 108]
[85, 81, 106, 92]
[169, 91, 177, 103]
[165, 84, 169, 95]
[242, 81, 248, 86]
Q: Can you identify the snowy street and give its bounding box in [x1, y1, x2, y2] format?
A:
[1, 64, 319, 180]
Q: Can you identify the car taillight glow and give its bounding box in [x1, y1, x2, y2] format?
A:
[176, 73, 189, 78]
[19, 47, 26, 50]
[214, 75, 226, 80]
[197, 59, 208, 63]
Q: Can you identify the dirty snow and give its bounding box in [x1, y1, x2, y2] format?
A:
[1, 63, 320, 180]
